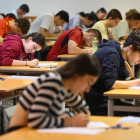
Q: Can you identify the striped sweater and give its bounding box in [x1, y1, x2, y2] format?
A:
[19, 72, 90, 128]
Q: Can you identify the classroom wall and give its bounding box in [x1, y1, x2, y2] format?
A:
[0, 0, 140, 18]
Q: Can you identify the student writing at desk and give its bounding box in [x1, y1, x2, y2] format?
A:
[0, 32, 45, 66]
[85, 29, 140, 116]
[92, 9, 122, 41]
[9, 54, 100, 131]
[0, 17, 30, 44]
[111, 9, 140, 40]
[27, 10, 69, 37]
[46, 27, 102, 61]
[63, 12, 94, 32]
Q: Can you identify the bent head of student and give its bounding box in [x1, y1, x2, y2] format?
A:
[10, 18, 30, 35]
[79, 12, 94, 26]
[54, 10, 69, 26]
[125, 9, 140, 28]
[6, 13, 17, 20]
[83, 29, 102, 47]
[96, 7, 107, 20]
[57, 54, 100, 94]
[123, 29, 140, 65]
[106, 9, 122, 28]
[22, 32, 46, 53]
[18, 4, 29, 16]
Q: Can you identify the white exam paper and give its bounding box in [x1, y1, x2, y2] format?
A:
[37, 127, 105, 135]
[129, 86, 140, 89]
[87, 122, 109, 128]
[118, 116, 140, 123]
[8, 75, 39, 79]
[37, 63, 57, 67]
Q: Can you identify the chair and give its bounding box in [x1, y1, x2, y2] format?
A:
[34, 45, 52, 61]
[125, 61, 134, 77]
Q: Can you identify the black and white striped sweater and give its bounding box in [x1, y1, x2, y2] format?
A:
[19, 72, 90, 128]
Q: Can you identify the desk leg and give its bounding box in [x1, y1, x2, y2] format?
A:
[108, 98, 114, 116]
[0, 101, 2, 106]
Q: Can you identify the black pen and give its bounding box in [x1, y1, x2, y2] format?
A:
[29, 55, 33, 60]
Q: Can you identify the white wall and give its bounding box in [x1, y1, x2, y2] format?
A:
[0, 0, 140, 17]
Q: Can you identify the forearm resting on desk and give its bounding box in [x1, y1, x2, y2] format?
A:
[111, 79, 140, 89]
[12, 59, 39, 66]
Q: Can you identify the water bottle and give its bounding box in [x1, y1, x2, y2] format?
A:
[28, 18, 32, 24]
[92, 38, 98, 54]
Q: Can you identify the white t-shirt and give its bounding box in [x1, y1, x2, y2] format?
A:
[28, 13, 62, 34]
[63, 14, 87, 31]
[10, 9, 23, 19]
[111, 20, 130, 39]
[92, 20, 117, 40]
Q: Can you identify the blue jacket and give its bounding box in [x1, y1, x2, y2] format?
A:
[85, 39, 129, 111]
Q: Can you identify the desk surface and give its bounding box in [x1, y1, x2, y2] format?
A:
[45, 37, 58, 41]
[104, 88, 140, 98]
[0, 75, 35, 92]
[57, 54, 76, 60]
[0, 61, 66, 74]
[0, 116, 140, 140]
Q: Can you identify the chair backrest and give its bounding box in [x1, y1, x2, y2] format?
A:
[125, 61, 134, 77]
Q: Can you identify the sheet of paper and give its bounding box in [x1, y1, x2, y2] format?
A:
[118, 116, 140, 123]
[87, 122, 109, 128]
[37, 127, 105, 135]
[129, 86, 140, 89]
[37, 63, 57, 67]
[8, 75, 39, 79]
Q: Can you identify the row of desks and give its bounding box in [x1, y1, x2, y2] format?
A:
[1, 116, 140, 140]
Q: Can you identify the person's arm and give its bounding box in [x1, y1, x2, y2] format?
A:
[65, 92, 90, 115]
[108, 28, 119, 41]
[12, 59, 39, 66]
[0, 36, 4, 44]
[40, 27, 62, 37]
[120, 35, 129, 40]
[112, 79, 140, 89]
[68, 40, 92, 54]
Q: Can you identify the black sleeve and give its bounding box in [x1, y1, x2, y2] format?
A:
[101, 53, 120, 90]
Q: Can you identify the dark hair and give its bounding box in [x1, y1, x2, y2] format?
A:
[97, 8, 107, 14]
[106, 9, 122, 20]
[57, 54, 100, 79]
[23, 32, 46, 49]
[7, 32, 46, 49]
[5, 13, 17, 20]
[19, 4, 29, 13]
[15, 18, 30, 34]
[125, 9, 140, 20]
[0, 13, 6, 18]
[79, 12, 94, 21]
[123, 29, 140, 52]
[55, 10, 69, 23]
[86, 29, 102, 43]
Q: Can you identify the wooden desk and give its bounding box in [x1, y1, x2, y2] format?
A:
[1, 116, 140, 140]
[104, 89, 140, 116]
[57, 54, 76, 61]
[45, 37, 58, 41]
[0, 61, 66, 74]
[46, 41, 55, 46]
